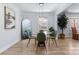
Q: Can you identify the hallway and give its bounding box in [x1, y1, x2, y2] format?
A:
[1, 39, 79, 55]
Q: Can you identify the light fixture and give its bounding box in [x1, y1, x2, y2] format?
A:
[39, 3, 44, 6]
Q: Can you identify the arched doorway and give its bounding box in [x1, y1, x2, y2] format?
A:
[21, 19, 32, 40]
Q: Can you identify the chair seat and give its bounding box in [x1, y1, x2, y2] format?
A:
[71, 27, 79, 40]
[38, 42, 45, 47]
[72, 33, 79, 40]
[48, 36, 55, 39]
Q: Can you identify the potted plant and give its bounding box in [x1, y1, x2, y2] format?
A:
[58, 14, 68, 39]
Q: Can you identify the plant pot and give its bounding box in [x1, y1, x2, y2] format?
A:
[59, 33, 65, 39]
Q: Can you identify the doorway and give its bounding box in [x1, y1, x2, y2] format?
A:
[21, 19, 32, 40]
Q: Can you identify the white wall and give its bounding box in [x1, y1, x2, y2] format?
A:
[0, 3, 21, 53]
[22, 12, 55, 35]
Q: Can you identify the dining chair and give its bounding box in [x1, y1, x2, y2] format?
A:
[27, 36, 37, 47]
[36, 30, 47, 53]
[71, 27, 79, 40]
[48, 31, 57, 47]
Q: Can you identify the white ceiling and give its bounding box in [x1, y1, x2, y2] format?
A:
[66, 4, 79, 13]
[15, 3, 71, 13]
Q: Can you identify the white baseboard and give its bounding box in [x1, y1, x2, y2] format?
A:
[0, 39, 20, 53]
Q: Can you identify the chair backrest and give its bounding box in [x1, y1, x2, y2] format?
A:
[71, 27, 77, 34]
[37, 32, 46, 42]
[71, 19, 77, 34]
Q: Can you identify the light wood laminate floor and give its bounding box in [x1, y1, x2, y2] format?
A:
[1, 39, 79, 55]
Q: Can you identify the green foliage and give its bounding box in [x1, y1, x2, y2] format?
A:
[58, 14, 68, 34]
[58, 14, 68, 29]
[49, 27, 54, 32]
[49, 27, 56, 37]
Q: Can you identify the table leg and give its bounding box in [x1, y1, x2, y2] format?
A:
[51, 38, 57, 47]
[54, 39, 57, 46]
[27, 38, 31, 47]
[49, 38, 50, 47]
[35, 38, 37, 46]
